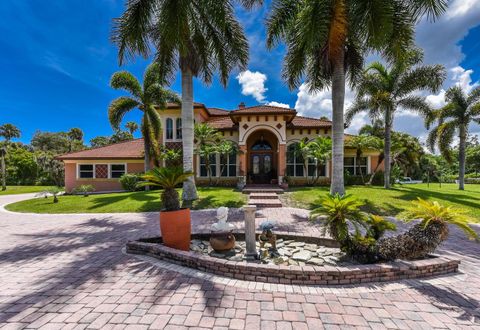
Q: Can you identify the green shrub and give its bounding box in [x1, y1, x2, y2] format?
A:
[119, 173, 142, 191]
[72, 184, 95, 197]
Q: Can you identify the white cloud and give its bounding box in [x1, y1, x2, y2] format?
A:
[266, 101, 290, 108]
[236, 70, 268, 102]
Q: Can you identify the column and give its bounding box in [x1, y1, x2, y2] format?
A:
[239, 145, 247, 177]
[244, 205, 257, 260]
[278, 143, 286, 184]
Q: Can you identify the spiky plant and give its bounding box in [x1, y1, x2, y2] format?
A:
[73, 184, 95, 197]
[365, 214, 397, 240]
[138, 167, 193, 211]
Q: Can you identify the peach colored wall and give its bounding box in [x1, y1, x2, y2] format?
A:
[370, 155, 384, 172]
[64, 162, 144, 193]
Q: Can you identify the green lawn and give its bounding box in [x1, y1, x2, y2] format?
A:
[5, 187, 247, 213]
[0, 186, 57, 196]
[283, 183, 480, 222]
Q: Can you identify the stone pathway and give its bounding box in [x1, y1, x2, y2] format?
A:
[1, 193, 480, 329]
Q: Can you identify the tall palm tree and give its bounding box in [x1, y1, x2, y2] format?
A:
[112, 0, 260, 206]
[125, 121, 139, 135]
[427, 86, 480, 190]
[346, 50, 445, 188]
[108, 63, 180, 178]
[0, 124, 21, 142]
[266, 0, 446, 195]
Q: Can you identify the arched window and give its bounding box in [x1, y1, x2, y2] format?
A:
[176, 118, 182, 139]
[286, 143, 304, 177]
[166, 118, 173, 140]
[251, 140, 272, 151]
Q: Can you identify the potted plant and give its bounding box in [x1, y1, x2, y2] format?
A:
[138, 167, 194, 251]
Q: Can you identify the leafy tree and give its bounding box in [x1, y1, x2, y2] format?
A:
[466, 145, 480, 176]
[36, 152, 64, 187]
[108, 63, 180, 177]
[266, 0, 446, 195]
[0, 124, 21, 142]
[31, 131, 72, 154]
[125, 121, 139, 134]
[90, 136, 111, 148]
[345, 135, 382, 184]
[427, 86, 480, 190]
[5, 146, 38, 185]
[67, 128, 84, 142]
[109, 130, 134, 144]
[308, 137, 332, 184]
[112, 0, 260, 205]
[347, 49, 445, 188]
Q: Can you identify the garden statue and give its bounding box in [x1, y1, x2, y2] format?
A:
[258, 221, 277, 251]
[210, 207, 236, 252]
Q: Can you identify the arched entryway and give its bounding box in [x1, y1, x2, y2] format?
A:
[246, 130, 278, 184]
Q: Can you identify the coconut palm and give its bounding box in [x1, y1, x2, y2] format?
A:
[427, 86, 480, 190]
[266, 1, 446, 195]
[345, 135, 382, 184]
[108, 63, 180, 178]
[112, 0, 260, 206]
[0, 124, 21, 142]
[346, 50, 445, 188]
[125, 121, 139, 135]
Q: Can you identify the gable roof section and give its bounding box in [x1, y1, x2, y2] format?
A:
[230, 105, 296, 115]
[206, 116, 236, 130]
[207, 107, 230, 116]
[288, 116, 332, 128]
[57, 138, 145, 160]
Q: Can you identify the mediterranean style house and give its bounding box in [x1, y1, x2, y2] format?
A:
[58, 102, 383, 192]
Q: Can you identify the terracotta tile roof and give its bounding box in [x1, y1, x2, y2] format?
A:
[57, 139, 144, 160]
[206, 116, 236, 130]
[288, 116, 332, 128]
[163, 102, 206, 109]
[207, 107, 230, 116]
[230, 105, 296, 115]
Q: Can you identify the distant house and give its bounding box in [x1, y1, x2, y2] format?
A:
[58, 103, 383, 193]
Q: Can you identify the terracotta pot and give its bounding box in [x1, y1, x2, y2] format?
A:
[210, 231, 236, 252]
[159, 208, 191, 251]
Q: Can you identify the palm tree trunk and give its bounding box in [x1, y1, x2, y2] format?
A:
[384, 110, 392, 189]
[143, 135, 150, 191]
[330, 55, 345, 195]
[1, 154, 6, 191]
[357, 151, 365, 184]
[458, 125, 466, 190]
[181, 65, 198, 205]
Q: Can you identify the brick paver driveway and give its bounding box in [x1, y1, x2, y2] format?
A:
[0, 194, 479, 329]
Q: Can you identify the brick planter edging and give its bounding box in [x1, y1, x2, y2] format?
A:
[126, 232, 460, 285]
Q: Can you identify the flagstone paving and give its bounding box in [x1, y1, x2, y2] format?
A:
[0, 193, 479, 329]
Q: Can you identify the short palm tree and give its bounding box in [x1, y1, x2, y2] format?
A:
[112, 0, 260, 205]
[108, 63, 180, 176]
[0, 124, 21, 142]
[346, 50, 446, 188]
[125, 121, 139, 135]
[427, 86, 480, 190]
[194, 123, 222, 146]
[266, 0, 446, 195]
[308, 137, 332, 184]
[138, 167, 193, 211]
[345, 135, 382, 184]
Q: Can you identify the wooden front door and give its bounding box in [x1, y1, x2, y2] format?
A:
[250, 153, 274, 183]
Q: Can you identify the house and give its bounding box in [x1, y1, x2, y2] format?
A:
[58, 102, 383, 192]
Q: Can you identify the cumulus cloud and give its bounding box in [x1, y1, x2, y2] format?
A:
[266, 101, 290, 108]
[236, 70, 268, 102]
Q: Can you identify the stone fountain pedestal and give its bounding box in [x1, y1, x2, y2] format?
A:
[243, 205, 257, 261]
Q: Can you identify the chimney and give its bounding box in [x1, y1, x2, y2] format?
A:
[238, 102, 246, 109]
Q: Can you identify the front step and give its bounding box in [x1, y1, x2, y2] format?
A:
[248, 199, 283, 208]
[242, 187, 284, 194]
[248, 192, 279, 199]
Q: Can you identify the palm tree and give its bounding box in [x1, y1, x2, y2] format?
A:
[308, 137, 332, 184]
[108, 63, 180, 179]
[345, 135, 382, 184]
[67, 128, 84, 152]
[0, 124, 21, 142]
[346, 50, 445, 188]
[112, 0, 260, 206]
[266, 1, 446, 195]
[427, 86, 480, 190]
[0, 145, 6, 191]
[125, 121, 139, 135]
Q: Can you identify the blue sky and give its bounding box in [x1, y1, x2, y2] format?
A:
[0, 0, 479, 145]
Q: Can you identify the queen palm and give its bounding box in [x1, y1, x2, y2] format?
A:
[427, 86, 480, 190]
[112, 0, 259, 206]
[108, 63, 180, 178]
[266, 0, 446, 195]
[346, 50, 445, 188]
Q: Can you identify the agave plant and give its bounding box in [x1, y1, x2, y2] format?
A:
[138, 167, 193, 211]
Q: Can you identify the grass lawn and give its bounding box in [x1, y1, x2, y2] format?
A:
[283, 183, 480, 222]
[5, 187, 247, 213]
[0, 186, 57, 196]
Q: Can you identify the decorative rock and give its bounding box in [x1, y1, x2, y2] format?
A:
[307, 258, 325, 266]
[292, 250, 312, 262]
[278, 249, 292, 257]
[289, 242, 305, 248]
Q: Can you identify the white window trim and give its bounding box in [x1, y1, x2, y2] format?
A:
[77, 163, 96, 179]
[109, 163, 127, 179]
[344, 157, 368, 176]
[165, 118, 174, 141]
[76, 163, 127, 179]
[220, 152, 237, 177]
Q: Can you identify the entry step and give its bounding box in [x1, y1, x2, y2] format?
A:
[248, 199, 283, 208]
[248, 192, 279, 199]
[242, 187, 284, 194]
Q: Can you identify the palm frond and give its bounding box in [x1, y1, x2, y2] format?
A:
[396, 64, 446, 97]
[108, 97, 139, 129]
[110, 71, 143, 99]
[397, 95, 433, 118]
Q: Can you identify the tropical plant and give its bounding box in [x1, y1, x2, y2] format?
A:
[112, 0, 261, 205]
[365, 214, 396, 240]
[108, 62, 180, 177]
[0, 124, 21, 142]
[217, 140, 238, 184]
[194, 123, 222, 145]
[427, 86, 480, 190]
[308, 137, 332, 184]
[119, 173, 142, 192]
[36, 152, 64, 187]
[347, 49, 446, 188]
[266, 0, 446, 195]
[66, 128, 84, 152]
[125, 121, 139, 135]
[159, 147, 182, 167]
[72, 184, 95, 197]
[345, 135, 382, 184]
[138, 167, 193, 211]
[0, 145, 6, 191]
[89, 136, 111, 148]
[36, 187, 63, 203]
[31, 131, 73, 154]
[196, 144, 218, 186]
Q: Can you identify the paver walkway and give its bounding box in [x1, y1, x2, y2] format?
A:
[0, 193, 479, 329]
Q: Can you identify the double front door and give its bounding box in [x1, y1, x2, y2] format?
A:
[250, 153, 274, 183]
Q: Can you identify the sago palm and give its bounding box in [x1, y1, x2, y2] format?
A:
[266, 0, 446, 195]
[108, 62, 180, 176]
[138, 167, 193, 211]
[427, 86, 480, 190]
[112, 0, 261, 205]
[346, 49, 445, 188]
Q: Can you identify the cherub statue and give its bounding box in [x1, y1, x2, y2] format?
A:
[258, 220, 277, 250]
[211, 207, 234, 232]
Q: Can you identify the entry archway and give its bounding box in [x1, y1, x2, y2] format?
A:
[246, 129, 279, 184]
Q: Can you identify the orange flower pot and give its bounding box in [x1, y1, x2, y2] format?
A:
[159, 208, 191, 251]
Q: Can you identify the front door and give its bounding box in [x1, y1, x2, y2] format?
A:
[250, 153, 274, 183]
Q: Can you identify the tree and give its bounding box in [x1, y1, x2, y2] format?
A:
[125, 121, 139, 135]
[31, 131, 72, 154]
[308, 137, 332, 184]
[266, 1, 446, 195]
[36, 152, 65, 187]
[112, 0, 260, 206]
[90, 136, 111, 148]
[108, 63, 180, 179]
[427, 86, 480, 190]
[466, 145, 480, 176]
[0, 145, 6, 190]
[109, 130, 134, 144]
[347, 50, 445, 188]
[194, 123, 223, 186]
[345, 135, 382, 184]
[0, 124, 21, 142]
[67, 128, 84, 152]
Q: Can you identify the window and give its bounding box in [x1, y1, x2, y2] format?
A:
[110, 164, 126, 178]
[251, 140, 272, 151]
[200, 155, 217, 177]
[344, 157, 368, 175]
[176, 118, 182, 139]
[166, 118, 173, 140]
[221, 152, 237, 177]
[79, 164, 94, 178]
[286, 143, 304, 177]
